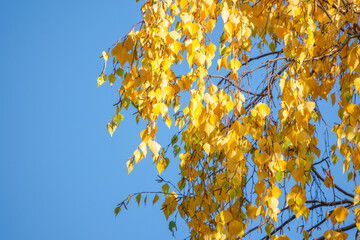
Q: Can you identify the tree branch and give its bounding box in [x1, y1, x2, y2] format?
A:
[311, 167, 355, 198]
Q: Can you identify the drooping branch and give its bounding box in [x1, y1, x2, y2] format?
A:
[312, 167, 355, 198]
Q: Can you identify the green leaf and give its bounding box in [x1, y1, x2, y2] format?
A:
[114, 113, 124, 125]
[136, 114, 140, 124]
[284, 140, 293, 149]
[307, 28, 314, 40]
[136, 193, 141, 206]
[114, 207, 121, 216]
[178, 178, 186, 191]
[108, 73, 116, 86]
[97, 73, 107, 87]
[168, 221, 177, 236]
[173, 145, 181, 157]
[175, 22, 181, 31]
[162, 183, 169, 195]
[345, 92, 352, 103]
[201, 45, 206, 54]
[331, 154, 339, 165]
[307, 154, 315, 163]
[164, 157, 170, 167]
[122, 97, 130, 109]
[289, 50, 296, 59]
[116, 68, 124, 77]
[219, 44, 226, 55]
[275, 171, 284, 182]
[269, 42, 276, 52]
[171, 135, 178, 145]
[265, 224, 273, 236]
[127, 194, 131, 205]
[331, 144, 337, 152]
[229, 189, 236, 201]
[312, 112, 318, 123]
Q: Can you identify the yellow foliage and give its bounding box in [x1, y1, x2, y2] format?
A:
[330, 207, 349, 225]
[100, 0, 360, 238]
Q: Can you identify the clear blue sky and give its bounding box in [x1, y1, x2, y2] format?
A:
[0, 0, 187, 239]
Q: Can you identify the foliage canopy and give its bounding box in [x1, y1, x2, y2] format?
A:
[99, 0, 360, 239]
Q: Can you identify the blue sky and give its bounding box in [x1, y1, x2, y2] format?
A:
[0, 0, 188, 239]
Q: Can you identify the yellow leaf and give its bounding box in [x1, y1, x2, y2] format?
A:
[330, 206, 349, 225]
[354, 77, 360, 93]
[107, 120, 117, 136]
[323, 229, 348, 240]
[206, 42, 217, 57]
[324, 175, 334, 188]
[126, 160, 133, 174]
[159, 103, 168, 117]
[204, 122, 214, 136]
[275, 26, 288, 39]
[208, 84, 218, 95]
[162, 58, 172, 71]
[268, 197, 279, 210]
[255, 181, 265, 197]
[102, 51, 110, 61]
[152, 194, 159, 204]
[331, 92, 336, 105]
[220, 210, 233, 224]
[102, 51, 110, 72]
[180, 0, 189, 10]
[168, 31, 181, 41]
[228, 58, 241, 72]
[226, 100, 234, 112]
[272, 185, 282, 198]
[157, 158, 167, 175]
[139, 141, 147, 157]
[345, 125, 355, 141]
[303, 231, 309, 240]
[191, 39, 200, 54]
[354, 195, 360, 205]
[194, 52, 206, 66]
[243, 27, 252, 39]
[232, 120, 246, 136]
[152, 103, 161, 116]
[256, 103, 270, 118]
[246, 206, 258, 220]
[228, 220, 243, 236]
[224, 21, 235, 37]
[170, 41, 182, 55]
[162, 192, 178, 220]
[148, 140, 161, 157]
[180, 12, 192, 24]
[134, 149, 142, 163]
[221, 7, 229, 24]
[217, 56, 228, 71]
[203, 143, 211, 155]
[183, 106, 189, 115]
[206, 19, 216, 33]
[111, 43, 128, 66]
[165, 116, 172, 129]
[188, 23, 200, 36]
[277, 236, 289, 240]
